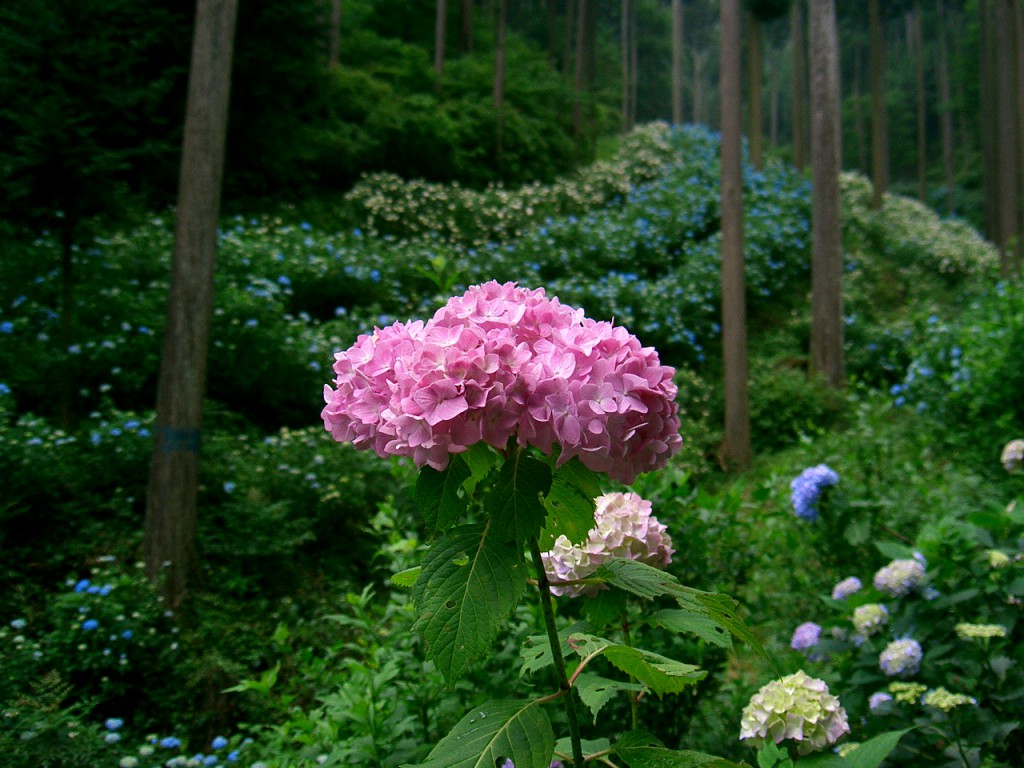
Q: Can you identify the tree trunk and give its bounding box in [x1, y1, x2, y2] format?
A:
[462, 0, 474, 53]
[981, 0, 997, 240]
[672, 0, 684, 124]
[145, 0, 238, 609]
[809, 0, 844, 389]
[769, 46, 780, 148]
[495, 0, 507, 172]
[573, 0, 587, 140]
[913, 1, 926, 203]
[719, 0, 751, 472]
[563, 0, 576, 75]
[435, 0, 448, 80]
[328, 0, 342, 68]
[1013, 0, 1024, 276]
[791, 0, 807, 172]
[869, 0, 888, 208]
[693, 49, 705, 125]
[621, 0, 631, 131]
[748, 13, 765, 170]
[853, 36, 868, 174]
[995, 0, 1020, 277]
[936, 0, 955, 214]
[629, 0, 637, 126]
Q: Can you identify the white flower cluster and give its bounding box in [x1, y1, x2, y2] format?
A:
[739, 670, 850, 755]
[1002, 439, 1024, 473]
[542, 492, 673, 597]
[852, 603, 889, 638]
[873, 558, 926, 598]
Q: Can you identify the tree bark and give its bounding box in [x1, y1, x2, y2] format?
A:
[328, 0, 342, 69]
[994, 0, 1020, 277]
[563, 0, 576, 75]
[435, 0, 448, 80]
[621, 0, 631, 131]
[1013, 0, 1024, 276]
[719, 0, 751, 471]
[936, 0, 956, 214]
[693, 49, 705, 125]
[629, 0, 637, 126]
[853, 35, 868, 174]
[748, 12, 765, 169]
[913, 1, 926, 203]
[462, 0, 474, 53]
[869, 0, 888, 208]
[495, 0, 507, 172]
[981, 0, 997, 240]
[809, 0, 844, 389]
[145, 0, 238, 609]
[790, 0, 807, 172]
[573, 0, 587, 140]
[672, 0, 684, 124]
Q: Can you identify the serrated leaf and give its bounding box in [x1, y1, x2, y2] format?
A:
[463, 442, 498, 495]
[568, 633, 706, 696]
[616, 745, 750, 768]
[593, 557, 682, 600]
[415, 455, 471, 533]
[575, 673, 643, 723]
[413, 524, 526, 682]
[391, 566, 422, 588]
[540, 459, 601, 548]
[407, 699, 554, 768]
[583, 588, 628, 630]
[648, 609, 732, 649]
[669, 585, 773, 668]
[485, 451, 552, 544]
[519, 621, 589, 679]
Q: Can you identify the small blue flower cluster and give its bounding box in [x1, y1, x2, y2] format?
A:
[790, 464, 840, 521]
[879, 638, 923, 677]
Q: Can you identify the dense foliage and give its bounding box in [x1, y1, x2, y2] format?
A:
[1, 124, 1020, 768]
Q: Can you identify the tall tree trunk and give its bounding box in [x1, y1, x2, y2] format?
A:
[495, 0, 507, 172]
[629, 0, 637, 126]
[791, 0, 807, 172]
[1013, 0, 1024, 276]
[748, 13, 765, 169]
[462, 0, 474, 52]
[809, 0, 844, 388]
[573, 0, 587, 140]
[435, 0, 448, 80]
[769, 46, 781, 148]
[621, 0, 631, 131]
[328, 0, 342, 68]
[937, 0, 956, 214]
[981, 0, 997, 240]
[853, 36, 868, 174]
[145, 0, 238, 609]
[913, 2, 926, 203]
[563, 0, 576, 75]
[672, 0, 684, 124]
[869, 0, 889, 208]
[693, 49, 705, 125]
[994, 0, 1020, 277]
[719, 0, 751, 471]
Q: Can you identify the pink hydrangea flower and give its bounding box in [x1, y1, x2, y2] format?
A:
[322, 282, 682, 483]
[542, 492, 674, 597]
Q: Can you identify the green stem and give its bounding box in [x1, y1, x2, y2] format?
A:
[621, 610, 639, 731]
[529, 535, 585, 768]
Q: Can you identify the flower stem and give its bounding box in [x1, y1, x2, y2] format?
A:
[529, 535, 585, 768]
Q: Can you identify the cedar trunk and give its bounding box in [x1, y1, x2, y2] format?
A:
[869, 0, 888, 208]
[748, 13, 764, 170]
[672, 0, 684, 124]
[809, 0, 844, 389]
[719, 0, 751, 471]
[145, 0, 238, 608]
[790, 0, 807, 172]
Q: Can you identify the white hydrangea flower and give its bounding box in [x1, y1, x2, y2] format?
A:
[873, 558, 926, 597]
[831, 576, 862, 601]
[880, 638, 923, 677]
[739, 670, 850, 755]
[542, 492, 673, 597]
[852, 603, 889, 637]
[1001, 439, 1024, 473]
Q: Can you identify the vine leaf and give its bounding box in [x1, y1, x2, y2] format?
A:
[575, 672, 643, 723]
[413, 524, 526, 683]
[540, 458, 602, 548]
[485, 451, 552, 545]
[407, 699, 554, 768]
[415, 455, 471, 533]
[568, 633, 706, 696]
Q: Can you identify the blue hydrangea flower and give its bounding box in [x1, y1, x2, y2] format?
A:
[105, 718, 124, 731]
[82, 619, 99, 631]
[880, 638, 923, 677]
[74, 579, 91, 592]
[212, 736, 228, 750]
[10, 618, 27, 630]
[104, 732, 121, 744]
[790, 622, 822, 651]
[830, 576, 862, 600]
[159, 736, 181, 749]
[790, 465, 840, 521]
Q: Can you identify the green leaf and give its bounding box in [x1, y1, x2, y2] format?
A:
[874, 541, 913, 560]
[839, 728, 913, 768]
[485, 451, 552, 545]
[407, 699, 554, 768]
[413, 524, 527, 682]
[390, 566, 421, 588]
[554, 737, 611, 760]
[575, 672, 643, 723]
[540, 458, 602, 548]
[415, 455, 471, 533]
[615, 731, 750, 768]
[463, 442, 498, 495]
[670, 585, 773, 668]
[583, 588, 628, 630]
[518, 621, 587, 679]
[648, 609, 733, 650]
[568, 633, 706, 696]
[843, 516, 871, 546]
[593, 557, 681, 600]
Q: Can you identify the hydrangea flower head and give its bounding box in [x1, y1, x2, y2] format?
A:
[791, 622, 823, 651]
[322, 282, 682, 484]
[868, 692, 893, 710]
[831, 576, 862, 601]
[880, 638, 923, 677]
[888, 681, 927, 703]
[739, 670, 850, 755]
[923, 688, 977, 712]
[1001, 439, 1024, 473]
[789, 465, 839, 521]
[873, 558, 926, 597]
[852, 603, 889, 637]
[955, 622, 1007, 640]
[542, 492, 673, 597]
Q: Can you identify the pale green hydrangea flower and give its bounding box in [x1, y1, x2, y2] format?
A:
[739, 670, 850, 755]
[923, 687, 977, 712]
[888, 681, 927, 703]
[987, 549, 1012, 569]
[852, 603, 889, 637]
[956, 622, 1007, 639]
